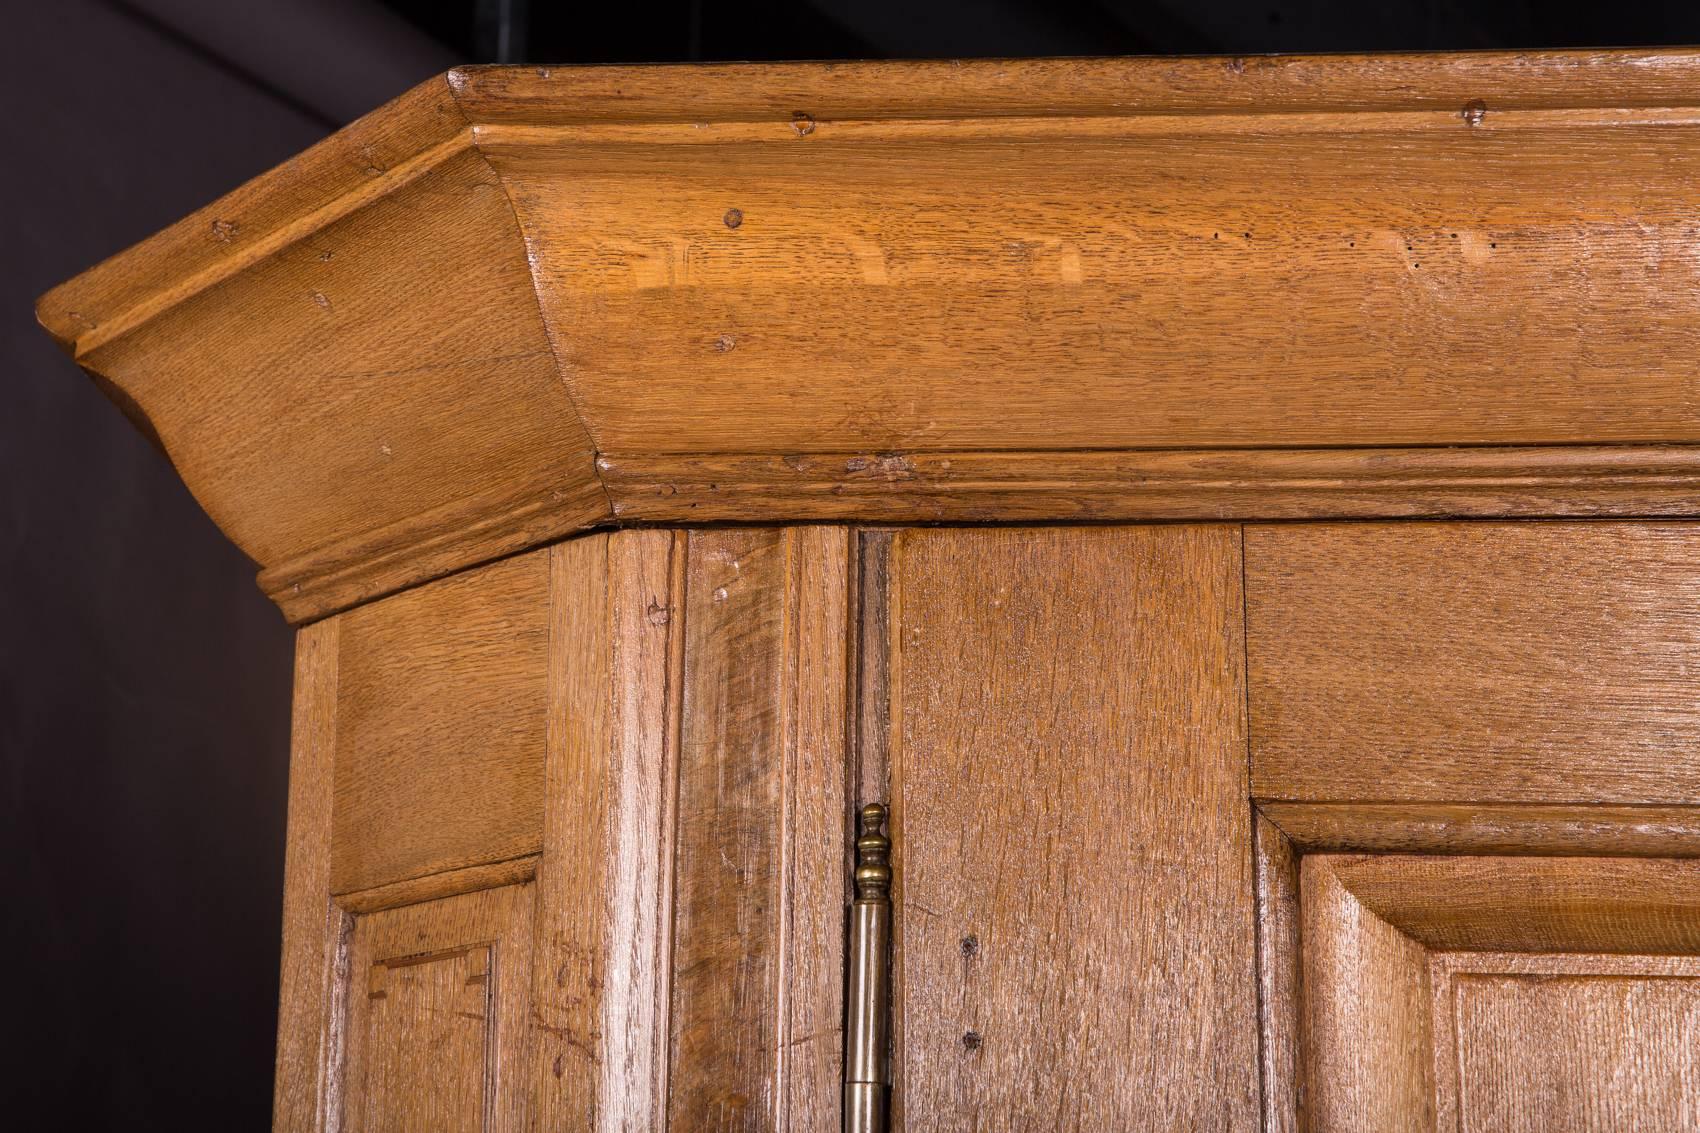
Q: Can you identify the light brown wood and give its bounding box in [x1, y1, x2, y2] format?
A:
[342, 883, 535, 1132]
[888, 525, 1257, 1128]
[530, 530, 681, 1130]
[1247, 522, 1700, 804]
[1261, 802, 1700, 858]
[854, 529, 892, 807]
[1328, 854, 1700, 955]
[1255, 815, 1303, 1133]
[42, 53, 1700, 621]
[667, 527, 852, 1130]
[599, 447, 1700, 529]
[274, 620, 342, 1133]
[1296, 853, 1700, 1131]
[336, 855, 539, 917]
[1300, 854, 1436, 1132]
[331, 551, 550, 894]
[1430, 953, 1700, 1132]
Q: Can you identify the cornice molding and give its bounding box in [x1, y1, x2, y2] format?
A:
[37, 51, 1700, 622]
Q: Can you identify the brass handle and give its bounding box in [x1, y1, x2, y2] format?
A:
[844, 803, 892, 1133]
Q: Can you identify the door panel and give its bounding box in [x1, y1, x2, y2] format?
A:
[342, 883, 535, 1132]
[1434, 955, 1700, 1132]
[1246, 522, 1700, 804]
[1298, 853, 1700, 1133]
[887, 525, 1258, 1128]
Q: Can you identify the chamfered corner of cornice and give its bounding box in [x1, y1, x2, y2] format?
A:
[34, 50, 1700, 626]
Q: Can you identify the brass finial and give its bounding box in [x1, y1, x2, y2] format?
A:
[854, 803, 891, 903]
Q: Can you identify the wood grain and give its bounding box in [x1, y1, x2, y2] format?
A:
[448, 51, 1700, 123]
[274, 620, 342, 1133]
[1255, 815, 1303, 1133]
[888, 526, 1257, 1128]
[1247, 523, 1700, 804]
[492, 117, 1700, 454]
[59, 135, 598, 622]
[1300, 855, 1436, 1133]
[667, 528, 851, 1131]
[1431, 953, 1700, 1133]
[1261, 802, 1700, 858]
[600, 446, 1700, 528]
[331, 551, 550, 893]
[336, 855, 539, 917]
[530, 530, 680, 1130]
[42, 53, 1700, 622]
[342, 883, 535, 1132]
[1329, 854, 1700, 955]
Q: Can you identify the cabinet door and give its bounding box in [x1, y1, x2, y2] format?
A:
[1248, 522, 1700, 1133]
[883, 525, 1261, 1128]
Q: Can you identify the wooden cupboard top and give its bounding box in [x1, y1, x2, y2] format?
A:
[37, 50, 1700, 621]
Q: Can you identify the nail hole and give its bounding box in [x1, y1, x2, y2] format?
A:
[960, 934, 979, 958]
[723, 208, 743, 229]
[962, 1030, 982, 1052]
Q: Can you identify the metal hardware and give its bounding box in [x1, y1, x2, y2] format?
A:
[844, 802, 892, 1133]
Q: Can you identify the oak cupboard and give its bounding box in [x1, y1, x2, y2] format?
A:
[39, 50, 1700, 1131]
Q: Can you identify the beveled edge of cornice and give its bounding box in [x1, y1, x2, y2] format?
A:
[35, 51, 1700, 624]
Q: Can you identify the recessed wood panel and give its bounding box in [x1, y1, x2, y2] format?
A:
[1433, 955, 1700, 1133]
[888, 526, 1257, 1128]
[332, 551, 550, 893]
[1247, 522, 1700, 804]
[343, 883, 535, 1132]
[1294, 854, 1700, 1131]
[667, 527, 852, 1130]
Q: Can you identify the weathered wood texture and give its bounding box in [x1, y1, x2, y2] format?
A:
[331, 551, 550, 894]
[342, 884, 535, 1132]
[531, 531, 680, 1130]
[1261, 802, 1700, 858]
[274, 621, 343, 1133]
[1327, 854, 1700, 955]
[1431, 953, 1700, 1133]
[1247, 523, 1700, 804]
[888, 526, 1257, 1128]
[1299, 855, 1435, 1133]
[1255, 816, 1303, 1133]
[40, 53, 1700, 621]
[1296, 853, 1700, 1131]
[667, 527, 852, 1131]
[274, 533, 697, 1130]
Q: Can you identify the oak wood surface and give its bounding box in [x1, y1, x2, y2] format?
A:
[888, 525, 1257, 1128]
[1329, 854, 1700, 955]
[1255, 815, 1303, 1133]
[667, 528, 852, 1131]
[599, 447, 1700, 529]
[531, 531, 680, 1130]
[274, 621, 342, 1133]
[1430, 953, 1700, 1133]
[331, 551, 550, 893]
[1247, 522, 1700, 804]
[1298, 853, 1700, 1131]
[1261, 802, 1700, 858]
[39, 52, 1700, 621]
[1299, 855, 1437, 1133]
[342, 883, 535, 1132]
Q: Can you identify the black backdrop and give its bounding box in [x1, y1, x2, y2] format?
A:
[9, 0, 1700, 1125]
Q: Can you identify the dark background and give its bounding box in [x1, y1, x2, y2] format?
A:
[6, 0, 1700, 1124]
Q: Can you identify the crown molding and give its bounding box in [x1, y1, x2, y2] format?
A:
[37, 51, 1700, 622]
